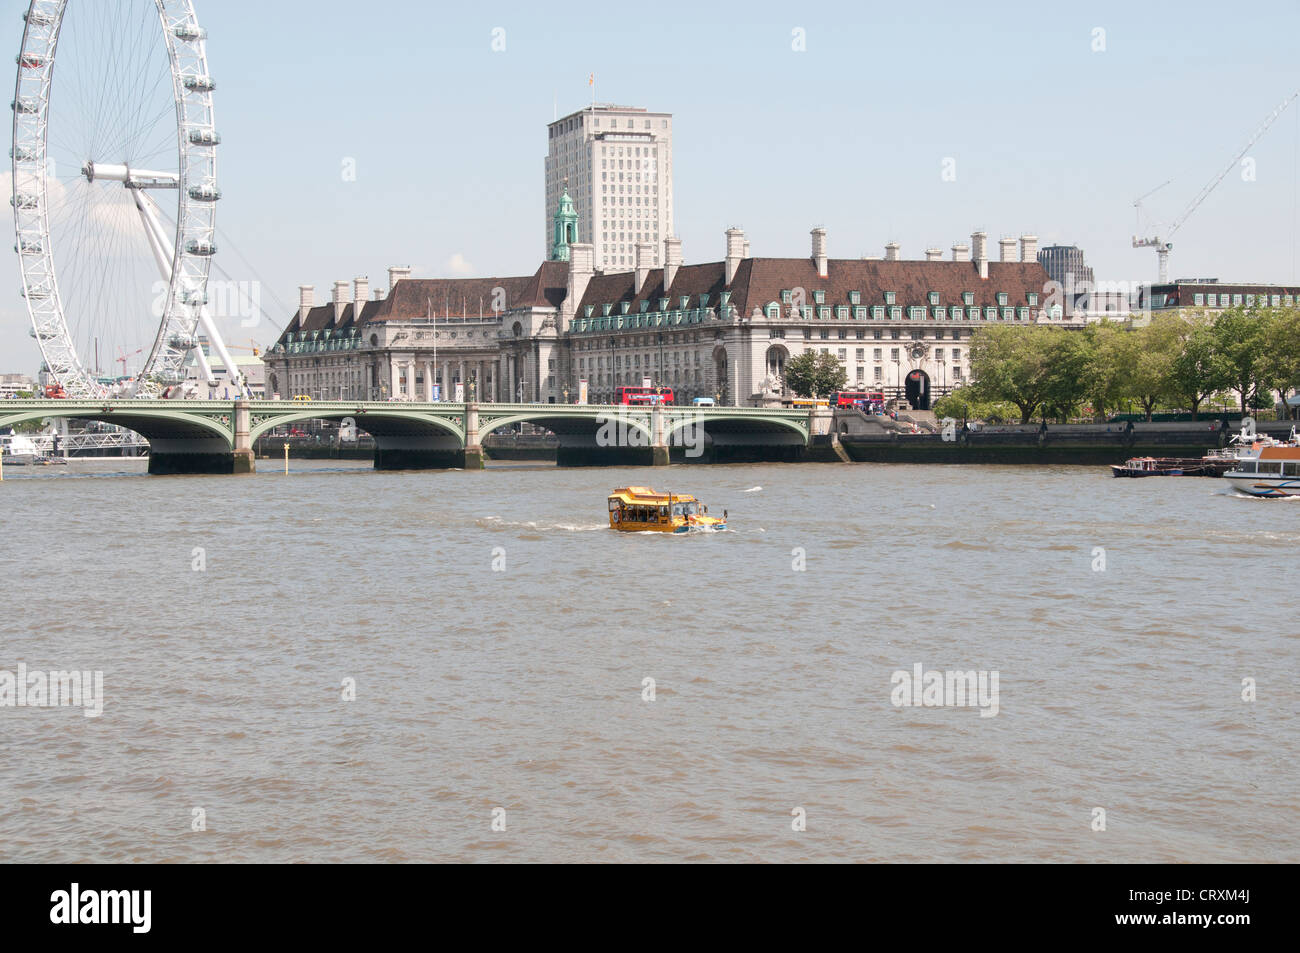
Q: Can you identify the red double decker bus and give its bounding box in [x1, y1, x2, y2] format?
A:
[830, 390, 885, 412]
[616, 385, 675, 405]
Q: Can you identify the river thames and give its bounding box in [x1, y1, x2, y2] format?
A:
[1, 459, 1295, 862]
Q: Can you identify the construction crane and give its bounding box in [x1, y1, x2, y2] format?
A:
[1133, 90, 1299, 283]
[114, 345, 142, 376]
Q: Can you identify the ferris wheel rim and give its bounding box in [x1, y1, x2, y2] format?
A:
[10, 0, 219, 398]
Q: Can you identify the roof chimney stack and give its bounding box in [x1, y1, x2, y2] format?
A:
[952, 242, 970, 262]
[884, 241, 900, 262]
[811, 227, 828, 279]
[565, 243, 595, 330]
[663, 236, 682, 290]
[386, 264, 412, 292]
[998, 237, 1017, 263]
[332, 280, 350, 320]
[1020, 234, 1039, 263]
[634, 242, 653, 292]
[972, 230, 988, 279]
[353, 276, 369, 315]
[743, 239, 751, 258]
[925, 248, 943, 262]
[298, 284, 314, 317]
[725, 227, 745, 286]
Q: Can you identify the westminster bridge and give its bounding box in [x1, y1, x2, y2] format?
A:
[0, 399, 824, 474]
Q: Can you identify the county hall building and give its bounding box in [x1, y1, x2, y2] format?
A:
[263, 197, 1069, 410]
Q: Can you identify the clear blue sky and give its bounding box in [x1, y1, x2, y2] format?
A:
[4, 0, 1300, 371]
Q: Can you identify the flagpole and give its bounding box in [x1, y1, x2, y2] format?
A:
[429, 296, 437, 401]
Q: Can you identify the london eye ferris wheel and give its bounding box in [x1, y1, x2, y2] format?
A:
[11, 0, 244, 397]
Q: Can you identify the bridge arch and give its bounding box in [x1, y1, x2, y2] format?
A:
[477, 409, 654, 446]
[0, 407, 234, 447]
[663, 411, 808, 446]
[248, 409, 465, 445]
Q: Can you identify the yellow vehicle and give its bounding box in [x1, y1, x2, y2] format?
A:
[789, 397, 829, 408]
[607, 486, 727, 534]
[291, 394, 313, 402]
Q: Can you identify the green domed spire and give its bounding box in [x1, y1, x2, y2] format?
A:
[550, 187, 578, 262]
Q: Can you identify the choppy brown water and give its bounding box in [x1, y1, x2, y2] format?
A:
[1, 458, 1297, 862]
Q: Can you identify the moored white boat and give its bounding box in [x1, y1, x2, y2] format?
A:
[1223, 427, 1300, 497]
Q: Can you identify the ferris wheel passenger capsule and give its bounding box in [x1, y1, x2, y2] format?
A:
[10, 193, 38, 209]
[173, 24, 206, 41]
[16, 52, 46, 68]
[183, 75, 214, 92]
[11, 97, 38, 113]
[21, 10, 56, 26]
[184, 239, 217, 256]
[187, 185, 221, 202]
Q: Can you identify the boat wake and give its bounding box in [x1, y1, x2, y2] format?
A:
[476, 516, 608, 532]
[741, 486, 762, 493]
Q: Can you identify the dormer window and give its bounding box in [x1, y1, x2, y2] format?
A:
[849, 291, 861, 305]
[780, 289, 792, 304]
[884, 291, 896, 305]
[813, 290, 825, 304]
[1027, 292, 1038, 306]
[963, 292, 974, 306]
[601, 303, 613, 316]
[997, 292, 1008, 306]
[928, 292, 939, 306]
[679, 296, 690, 310]
[584, 305, 595, 318]
[658, 297, 670, 311]
[639, 300, 650, 313]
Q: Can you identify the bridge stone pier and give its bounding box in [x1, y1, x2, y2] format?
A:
[0, 399, 816, 474]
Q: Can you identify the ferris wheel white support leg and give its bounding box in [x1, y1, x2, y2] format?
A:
[132, 189, 175, 284]
[196, 305, 248, 397]
[133, 190, 245, 397]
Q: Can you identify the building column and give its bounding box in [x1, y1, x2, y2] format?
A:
[390, 359, 401, 399]
[424, 361, 433, 402]
[442, 359, 451, 400]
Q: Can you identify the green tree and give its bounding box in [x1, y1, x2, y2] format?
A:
[1126, 316, 1183, 421]
[1260, 308, 1300, 419]
[1168, 312, 1226, 420]
[1080, 321, 1133, 420]
[932, 388, 1019, 423]
[1211, 307, 1269, 413]
[967, 325, 1057, 423]
[783, 350, 847, 398]
[1041, 327, 1095, 422]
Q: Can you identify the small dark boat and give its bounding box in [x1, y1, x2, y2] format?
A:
[1110, 456, 1212, 478]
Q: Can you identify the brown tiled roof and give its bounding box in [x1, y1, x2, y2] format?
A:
[364, 261, 570, 323]
[732, 259, 1052, 314]
[275, 314, 302, 345]
[276, 256, 1054, 340]
[572, 258, 1051, 314]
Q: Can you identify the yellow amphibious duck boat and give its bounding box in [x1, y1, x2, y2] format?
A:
[607, 487, 727, 533]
